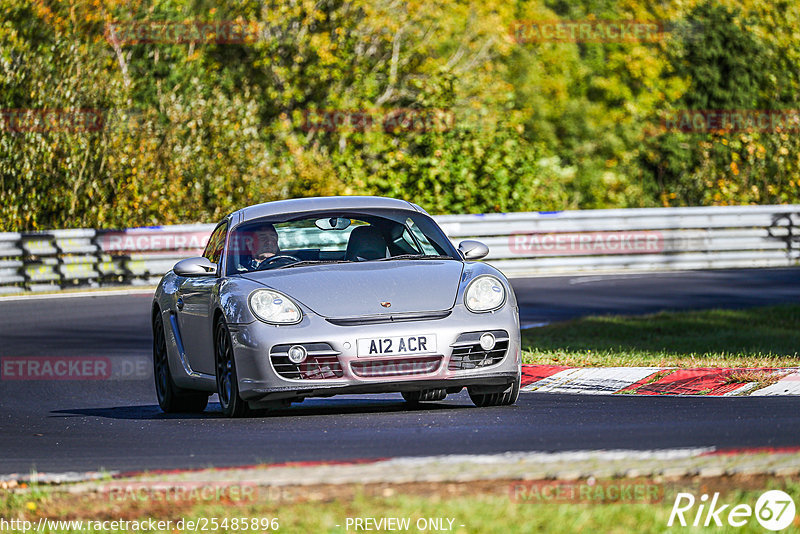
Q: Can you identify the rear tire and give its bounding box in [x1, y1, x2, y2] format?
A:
[215, 315, 249, 418]
[468, 374, 521, 407]
[153, 313, 209, 413]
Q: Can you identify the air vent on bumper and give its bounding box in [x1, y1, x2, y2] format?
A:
[351, 356, 442, 378]
[448, 330, 509, 370]
[270, 343, 343, 380]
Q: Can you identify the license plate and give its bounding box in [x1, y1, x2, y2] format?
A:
[357, 334, 437, 357]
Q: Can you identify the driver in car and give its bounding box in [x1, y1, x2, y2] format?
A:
[247, 224, 280, 270]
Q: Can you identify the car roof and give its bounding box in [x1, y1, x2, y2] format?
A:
[235, 196, 426, 224]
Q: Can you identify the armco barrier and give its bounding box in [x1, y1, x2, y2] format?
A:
[1, 204, 798, 294]
[437, 204, 800, 276]
[0, 225, 214, 294]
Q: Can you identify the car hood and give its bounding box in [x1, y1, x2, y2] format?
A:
[239, 260, 464, 317]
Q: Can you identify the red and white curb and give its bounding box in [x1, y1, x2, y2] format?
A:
[521, 365, 800, 396]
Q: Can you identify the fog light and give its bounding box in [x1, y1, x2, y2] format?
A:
[479, 332, 496, 351]
[287, 345, 307, 364]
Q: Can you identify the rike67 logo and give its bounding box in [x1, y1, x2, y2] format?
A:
[668, 490, 796, 531]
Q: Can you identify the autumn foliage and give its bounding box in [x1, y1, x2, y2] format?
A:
[1, 0, 799, 230]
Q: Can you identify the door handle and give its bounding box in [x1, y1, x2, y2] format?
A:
[176, 297, 184, 311]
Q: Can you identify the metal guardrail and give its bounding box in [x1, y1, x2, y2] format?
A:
[0, 225, 214, 294]
[437, 204, 800, 276]
[1, 205, 798, 294]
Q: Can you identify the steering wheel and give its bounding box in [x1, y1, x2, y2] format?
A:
[255, 254, 301, 270]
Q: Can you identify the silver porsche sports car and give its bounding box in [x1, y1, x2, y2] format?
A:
[152, 196, 521, 417]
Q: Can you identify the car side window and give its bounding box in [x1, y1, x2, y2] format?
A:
[405, 218, 439, 255]
[203, 223, 227, 266]
[393, 228, 421, 254]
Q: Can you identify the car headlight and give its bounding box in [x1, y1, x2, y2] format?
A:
[464, 275, 506, 313]
[249, 289, 302, 324]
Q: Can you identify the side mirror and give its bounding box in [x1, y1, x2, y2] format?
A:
[174, 256, 218, 277]
[457, 240, 489, 260]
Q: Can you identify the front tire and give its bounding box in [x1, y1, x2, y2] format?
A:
[153, 313, 209, 413]
[215, 315, 249, 418]
[468, 374, 521, 407]
[402, 388, 447, 405]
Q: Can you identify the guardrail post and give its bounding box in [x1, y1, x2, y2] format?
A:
[0, 232, 25, 294]
[20, 232, 61, 292]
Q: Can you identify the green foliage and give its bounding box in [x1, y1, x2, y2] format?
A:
[1, 0, 799, 230]
[643, 0, 800, 206]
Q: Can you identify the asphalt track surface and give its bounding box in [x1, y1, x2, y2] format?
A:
[1, 267, 799, 475]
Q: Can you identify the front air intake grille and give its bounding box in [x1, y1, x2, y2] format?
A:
[448, 330, 509, 370]
[270, 343, 343, 380]
[351, 355, 442, 378]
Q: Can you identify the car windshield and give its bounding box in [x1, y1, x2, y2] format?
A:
[226, 208, 458, 274]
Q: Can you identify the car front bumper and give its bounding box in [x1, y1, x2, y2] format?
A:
[229, 303, 522, 402]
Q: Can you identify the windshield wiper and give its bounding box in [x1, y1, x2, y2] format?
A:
[272, 255, 452, 268]
[371, 254, 453, 262]
[273, 260, 351, 270]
